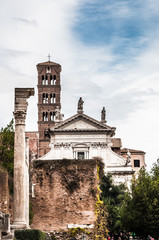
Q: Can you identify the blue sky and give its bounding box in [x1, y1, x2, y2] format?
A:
[0, 0, 159, 169]
[73, 0, 159, 62]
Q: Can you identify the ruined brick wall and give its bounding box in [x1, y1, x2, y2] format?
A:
[0, 168, 9, 213]
[31, 159, 97, 232]
[25, 132, 39, 159]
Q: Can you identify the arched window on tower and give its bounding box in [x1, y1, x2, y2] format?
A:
[42, 75, 45, 85]
[46, 66, 51, 74]
[50, 93, 53, 103]
[43, 112, 48, 121]
[50, 75, 53, 85]
[46, 93, 48, 103]
[53, 93, 56, 103]
[50, 112, 56, 121]
[53, 75, 56, 85]
[45, 112, 48, 121]
[42, 93, 46, 103]
[43, 112, 45, 121]
[45, 75, 48, 85]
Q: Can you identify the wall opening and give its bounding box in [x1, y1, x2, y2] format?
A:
[42, 75, 45, 85]
[43, 93, 45, 103]
[50, 112, 56, 121]
[45, 75, 48, 85]
[77, 152, 85, 160]
[134, 159, 140, 167]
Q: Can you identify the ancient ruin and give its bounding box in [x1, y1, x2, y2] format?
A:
[0, 60, 146, 238]
[12, 88, 34, 229]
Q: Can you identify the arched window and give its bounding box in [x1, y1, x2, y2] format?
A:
[46, 93, 48, 103]
[50, 112, 56, 121]
[42, 75, 45, 85]
[50, 93, 53, 103]
[45, 75, 48, 85]
[43, 112, 45, 121]
[53, 93, 56, 103]
[45, 112, 48, 121]
[50, 75, 53, 85]
[46, 66, 51, 73]
[42, 93, 45, 103]
[53, 75, 56, 85]
[43, 112, 48, 121]
[73, 143, 89, 159]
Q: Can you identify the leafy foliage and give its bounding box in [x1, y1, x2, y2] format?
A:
[100, 173, 126, 233]
[120, 165, 159, 238]
[14, 229, 46, 240]
[93, 157, 109, 239]
[0, 119, 14, 177]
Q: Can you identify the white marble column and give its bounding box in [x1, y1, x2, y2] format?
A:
[25, 137, 29, 227]
[12, 88, 34, 229]
[13, 117, 26, 226]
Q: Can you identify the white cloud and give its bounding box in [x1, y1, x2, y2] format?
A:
[0, 0, 159, 169]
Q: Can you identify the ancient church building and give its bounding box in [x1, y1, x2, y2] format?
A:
[25, 59, 146, 232]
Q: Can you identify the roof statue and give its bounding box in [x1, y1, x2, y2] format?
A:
[101, 107, 106, 124]
[55, 106, 64, 122]
[126, 149, 131, 165]
[77, 97, 84, 114]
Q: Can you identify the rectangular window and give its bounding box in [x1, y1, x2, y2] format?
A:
[78, 152, 85, 160]
[134, 160, 140, 167]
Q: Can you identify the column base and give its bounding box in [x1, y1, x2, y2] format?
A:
[11, 222, 27, 230]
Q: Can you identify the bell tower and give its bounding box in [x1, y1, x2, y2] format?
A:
[37, 59, 62, 157]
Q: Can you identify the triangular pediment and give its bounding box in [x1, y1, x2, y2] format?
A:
[61, 119, 99, 130]
[50, 113, 115, 134]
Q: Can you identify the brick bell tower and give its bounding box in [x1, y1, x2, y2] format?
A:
[37, 57, 61, 157]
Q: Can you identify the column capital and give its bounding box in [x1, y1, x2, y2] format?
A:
[14, 88, 34, 125]
[13, 110, 27, 125]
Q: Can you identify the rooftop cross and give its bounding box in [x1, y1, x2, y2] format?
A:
[47, 53, 51, 61]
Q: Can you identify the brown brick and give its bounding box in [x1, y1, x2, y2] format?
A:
[31, 159, 97, 231]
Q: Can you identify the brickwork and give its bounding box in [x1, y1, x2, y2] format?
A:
[0, 167, 9, 213]
[31, 159, 97, 232]
[37, 61, 62, 157]
[25, 132, 39, 159]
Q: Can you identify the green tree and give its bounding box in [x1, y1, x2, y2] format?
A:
[100, 173, 126, 233]
[0, 119, 14, 177]
[120, 165, 159, 239]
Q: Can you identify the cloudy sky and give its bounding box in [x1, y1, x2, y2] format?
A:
[0, 0, 159, 169]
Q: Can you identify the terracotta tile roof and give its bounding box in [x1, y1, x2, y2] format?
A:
[111, 138, 122, 148]
[37, 61, 61, 67]
[121, 148, 145, 154]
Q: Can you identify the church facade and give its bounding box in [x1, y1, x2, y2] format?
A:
[27, 59, 145, 187]
[40, 97, 135, 189]
[26, 59, 146, 231]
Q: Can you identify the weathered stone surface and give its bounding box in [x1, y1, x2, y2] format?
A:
[31, 159, 97, 231]
[0, 212, 12, 240]
[13, 88, 34, 228]
[0, 168, 9, 214]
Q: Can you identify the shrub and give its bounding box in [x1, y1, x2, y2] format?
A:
[14, 229, 46, 240]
